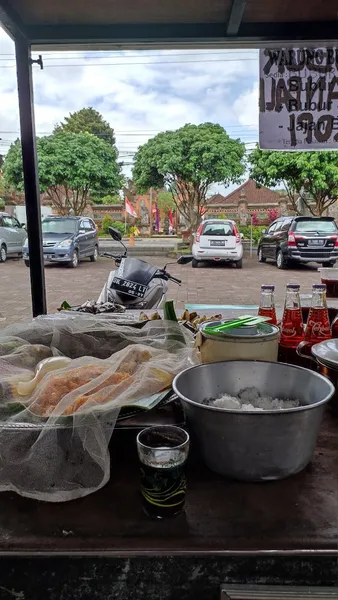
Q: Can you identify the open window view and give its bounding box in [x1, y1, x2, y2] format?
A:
[1, 0, 338, 596]
[2, 34, 338, 322]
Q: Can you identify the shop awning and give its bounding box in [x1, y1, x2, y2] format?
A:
[1, 0, 336, 48]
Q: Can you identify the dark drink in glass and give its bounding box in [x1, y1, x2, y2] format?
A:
[136, 426, 189, 519]
[318, 268, 338, 299]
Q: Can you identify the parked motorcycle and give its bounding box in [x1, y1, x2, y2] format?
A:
[97, 227, 192, 309]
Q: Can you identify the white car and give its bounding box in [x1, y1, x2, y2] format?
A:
[192, 219, 243, 269]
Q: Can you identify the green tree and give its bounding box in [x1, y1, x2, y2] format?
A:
[132, 123, 246, 241]
[157, 190, 175, 214]
[249, 147, 338, 216]
[93, 194, 121, 205]
[3, 132, 123, 216]
[54, 107, 115, 145]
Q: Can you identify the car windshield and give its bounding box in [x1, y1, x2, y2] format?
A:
[202, 223, 233, 236]
[294, 220, 337, 233]
[42, 219, 77, 235]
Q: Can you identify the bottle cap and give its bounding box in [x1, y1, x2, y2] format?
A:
[261, 285, 275, 291]
[312, 284, 326, 290]
[286, 284, 300, 290]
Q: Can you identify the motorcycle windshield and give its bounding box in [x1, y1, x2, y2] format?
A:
[117, 258, 158, 286]
[110, 257, 159, 299]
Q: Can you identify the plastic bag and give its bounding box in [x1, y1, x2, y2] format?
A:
[0, 336, 53, 404]
[0, 320, 197, 502]
[2, 314, 193, 358]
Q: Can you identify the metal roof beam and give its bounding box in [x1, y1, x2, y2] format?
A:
[227, 0, 246, 36]
[27, 20, 338, 48]
[0, 0, 29, 41]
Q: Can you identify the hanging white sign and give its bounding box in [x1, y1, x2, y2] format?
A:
[259, 47, 338, 150]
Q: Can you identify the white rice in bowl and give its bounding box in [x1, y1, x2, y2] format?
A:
[208, 386, 300, 411]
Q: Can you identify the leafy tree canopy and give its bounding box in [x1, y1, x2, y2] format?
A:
[54, 107, 115, 145]
[249, 147, 338, 216]
[132, 123, 246, 237]
[3, 132, 123, 216]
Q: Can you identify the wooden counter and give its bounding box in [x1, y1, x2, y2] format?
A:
[0, 411, 336, 557]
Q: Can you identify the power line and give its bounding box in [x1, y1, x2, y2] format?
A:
[0, 57, 257, 68]
[0, 50, 258, 59]
[0, 51, 258, 62]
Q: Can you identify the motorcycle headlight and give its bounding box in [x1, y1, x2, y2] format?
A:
[58, 239, 72, 248]
[23, 237, 28, 247]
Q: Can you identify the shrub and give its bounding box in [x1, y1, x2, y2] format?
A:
[102, 215, 114, 234]
[110, 220, 125, 235]
[102, 217, 125, 235]
[238, 225, 266, 245]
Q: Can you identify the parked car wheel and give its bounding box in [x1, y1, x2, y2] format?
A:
[90, 245, 99, 262]
[276, 249, 288, 269]
[192, 258, 199, 268]
[24, 260, 30, 268]
[325, 261, 336, 267]
[258, 247, 266, 263]
[234, 259, 243, 269]
[68, 249, 79, 269]
[0, 244, 7, 263]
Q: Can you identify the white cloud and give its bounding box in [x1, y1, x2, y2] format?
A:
[233, 83, 259, 129]
[0, 28, 259, 189]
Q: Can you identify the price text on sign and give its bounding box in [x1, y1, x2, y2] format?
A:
[259, 47, 338, 150]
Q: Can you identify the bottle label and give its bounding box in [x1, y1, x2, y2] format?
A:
[306, 320, 331, 337]
[281, 326, 297, 337]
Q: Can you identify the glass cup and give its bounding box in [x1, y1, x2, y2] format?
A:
[318, 268, 338, 298]
[136, 425, 190, 519]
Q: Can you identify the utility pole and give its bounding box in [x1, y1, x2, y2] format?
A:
[149, 187, 153, 237]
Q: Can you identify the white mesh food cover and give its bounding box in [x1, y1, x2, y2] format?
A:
[0, 318, 196, 502]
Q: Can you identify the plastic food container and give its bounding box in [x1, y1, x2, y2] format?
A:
[195, 321, 280, 364]
[318, 267, 338, 298]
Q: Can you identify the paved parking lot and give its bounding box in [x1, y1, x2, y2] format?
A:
[0, 255, 322, 327]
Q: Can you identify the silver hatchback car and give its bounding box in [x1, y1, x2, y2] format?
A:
[0, 213, 26, 262]
[192, 219, 244, 268]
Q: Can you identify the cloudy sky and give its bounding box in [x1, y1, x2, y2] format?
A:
[0, 27, 259, 194]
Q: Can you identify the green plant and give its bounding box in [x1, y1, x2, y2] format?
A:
[95, 194, 121, 205]
[238, 225, 266, 245]
[101, 215, 114, 234]
[111, 220, 125, 235]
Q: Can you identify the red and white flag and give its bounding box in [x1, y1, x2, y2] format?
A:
[125, 198, 137, 217]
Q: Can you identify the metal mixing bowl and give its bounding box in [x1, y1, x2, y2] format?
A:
[173, 360, 335, 481]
